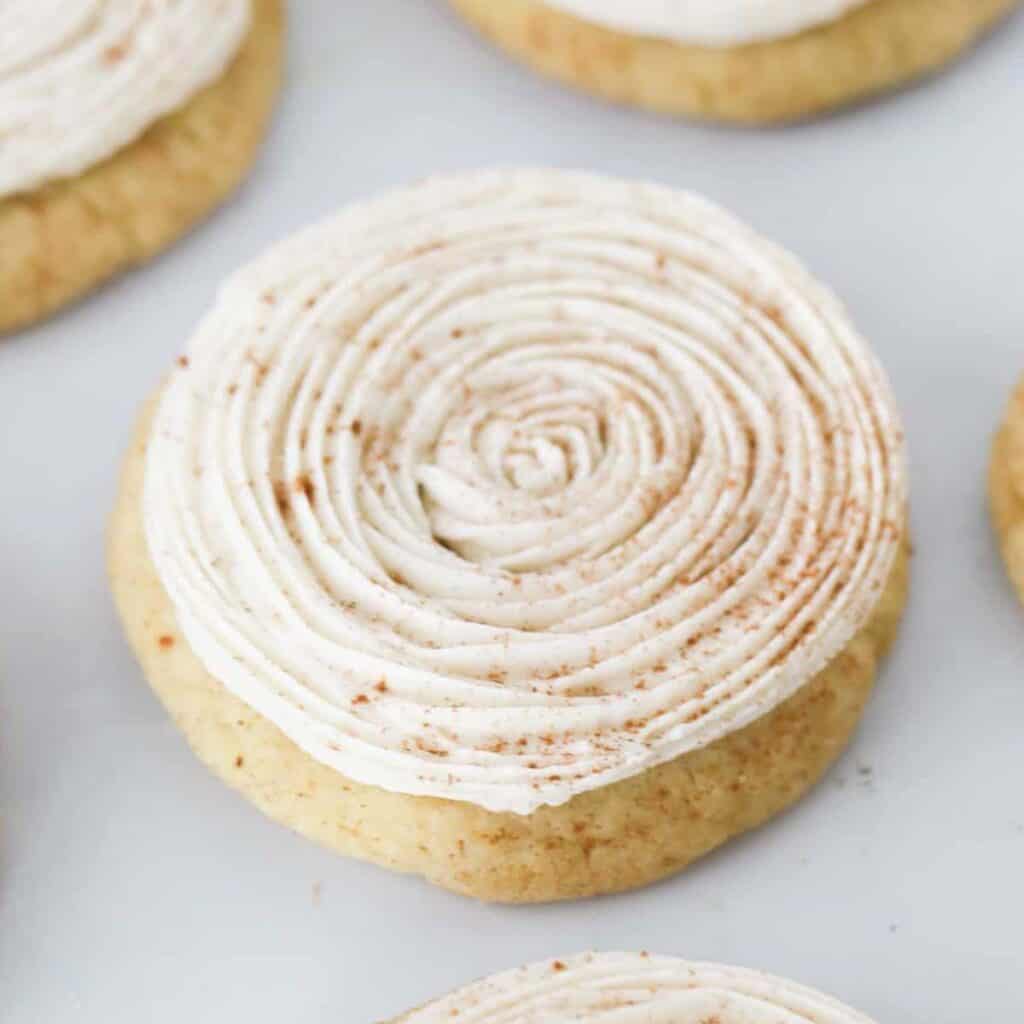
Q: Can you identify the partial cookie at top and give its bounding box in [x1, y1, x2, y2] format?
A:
[990, 376, 1024, 604]
[0, 0, 283, 336]
[448, 0, 1019, 124]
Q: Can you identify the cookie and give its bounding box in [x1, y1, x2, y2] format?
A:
[110, 170, 909, 903]
[0, 0, 284, 335]
[448, 0, 1019, 124]
[391, 952, 878, 1022]
[990, 375, 1024, 604]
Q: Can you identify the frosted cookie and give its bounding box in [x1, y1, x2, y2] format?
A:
[0, 0, 283, 335]
[393, 952, 878, 1022]
[990, 375, 1024, 604]
[448, 0, 1020, 124]
[110, 169, 909, 903]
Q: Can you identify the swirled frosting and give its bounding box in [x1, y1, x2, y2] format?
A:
[0, 0, 250, 199]
[144, 169, 906, 816]
[542, 0, 871, 47]
[402, 953, 876, 1022]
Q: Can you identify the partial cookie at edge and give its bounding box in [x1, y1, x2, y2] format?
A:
[110, 392, 909, 904]
[0, 0, 284, 336]
[448, 0, 1018, 124]
[386, 953, 877, 1023]
[990, 376, 1024, 603]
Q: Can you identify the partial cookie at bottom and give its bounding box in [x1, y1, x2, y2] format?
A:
[111, 393, 909, 903]
[388, 952, 878, 1022]
[990, 376, 1024, 604]
[448, 0, 1019, 124]
[0, 0, 284, 336]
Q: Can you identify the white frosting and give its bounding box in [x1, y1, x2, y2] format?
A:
[144, 169, 906, 816]
[0, 0, 250, 199]
[403, 953, 876, 1022]
[542, 0, 871, 47]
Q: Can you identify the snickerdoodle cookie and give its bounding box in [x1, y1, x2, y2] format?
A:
[448, 0, 1019, 124]
[391, 952, 879, 1022]
[0, 0, 283, 335]
[990, 376, 1024, 604]
[110, 170, 909, 903]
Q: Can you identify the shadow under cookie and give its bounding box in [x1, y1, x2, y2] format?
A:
[0, 0, 284, 337]
[448, 0, 1019, 124]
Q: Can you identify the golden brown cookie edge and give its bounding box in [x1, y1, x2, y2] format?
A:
[989, 376, 1024, 604]
[448, 0, 1018, 124]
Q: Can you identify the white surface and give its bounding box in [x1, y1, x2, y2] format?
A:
[1, 2, 1022, 1019]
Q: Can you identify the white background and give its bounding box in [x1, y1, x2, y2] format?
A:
[2, 2, 1023, 1019]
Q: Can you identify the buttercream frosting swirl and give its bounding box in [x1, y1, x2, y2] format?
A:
[542, 0, 871, 47]
[402, 952, 876, 1022]
[144, 169, 906, 816]
[0, 0, 250, 199]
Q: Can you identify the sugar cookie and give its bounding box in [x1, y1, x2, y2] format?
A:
[990, 375, 1024, 604]
[393, 952, 878, 1022]
[111, 170, 909, 902]
[449, 0, 1019, 123]
[0, 0, 283, 334]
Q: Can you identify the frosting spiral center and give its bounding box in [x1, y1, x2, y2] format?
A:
[144, 170, 906, 815]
